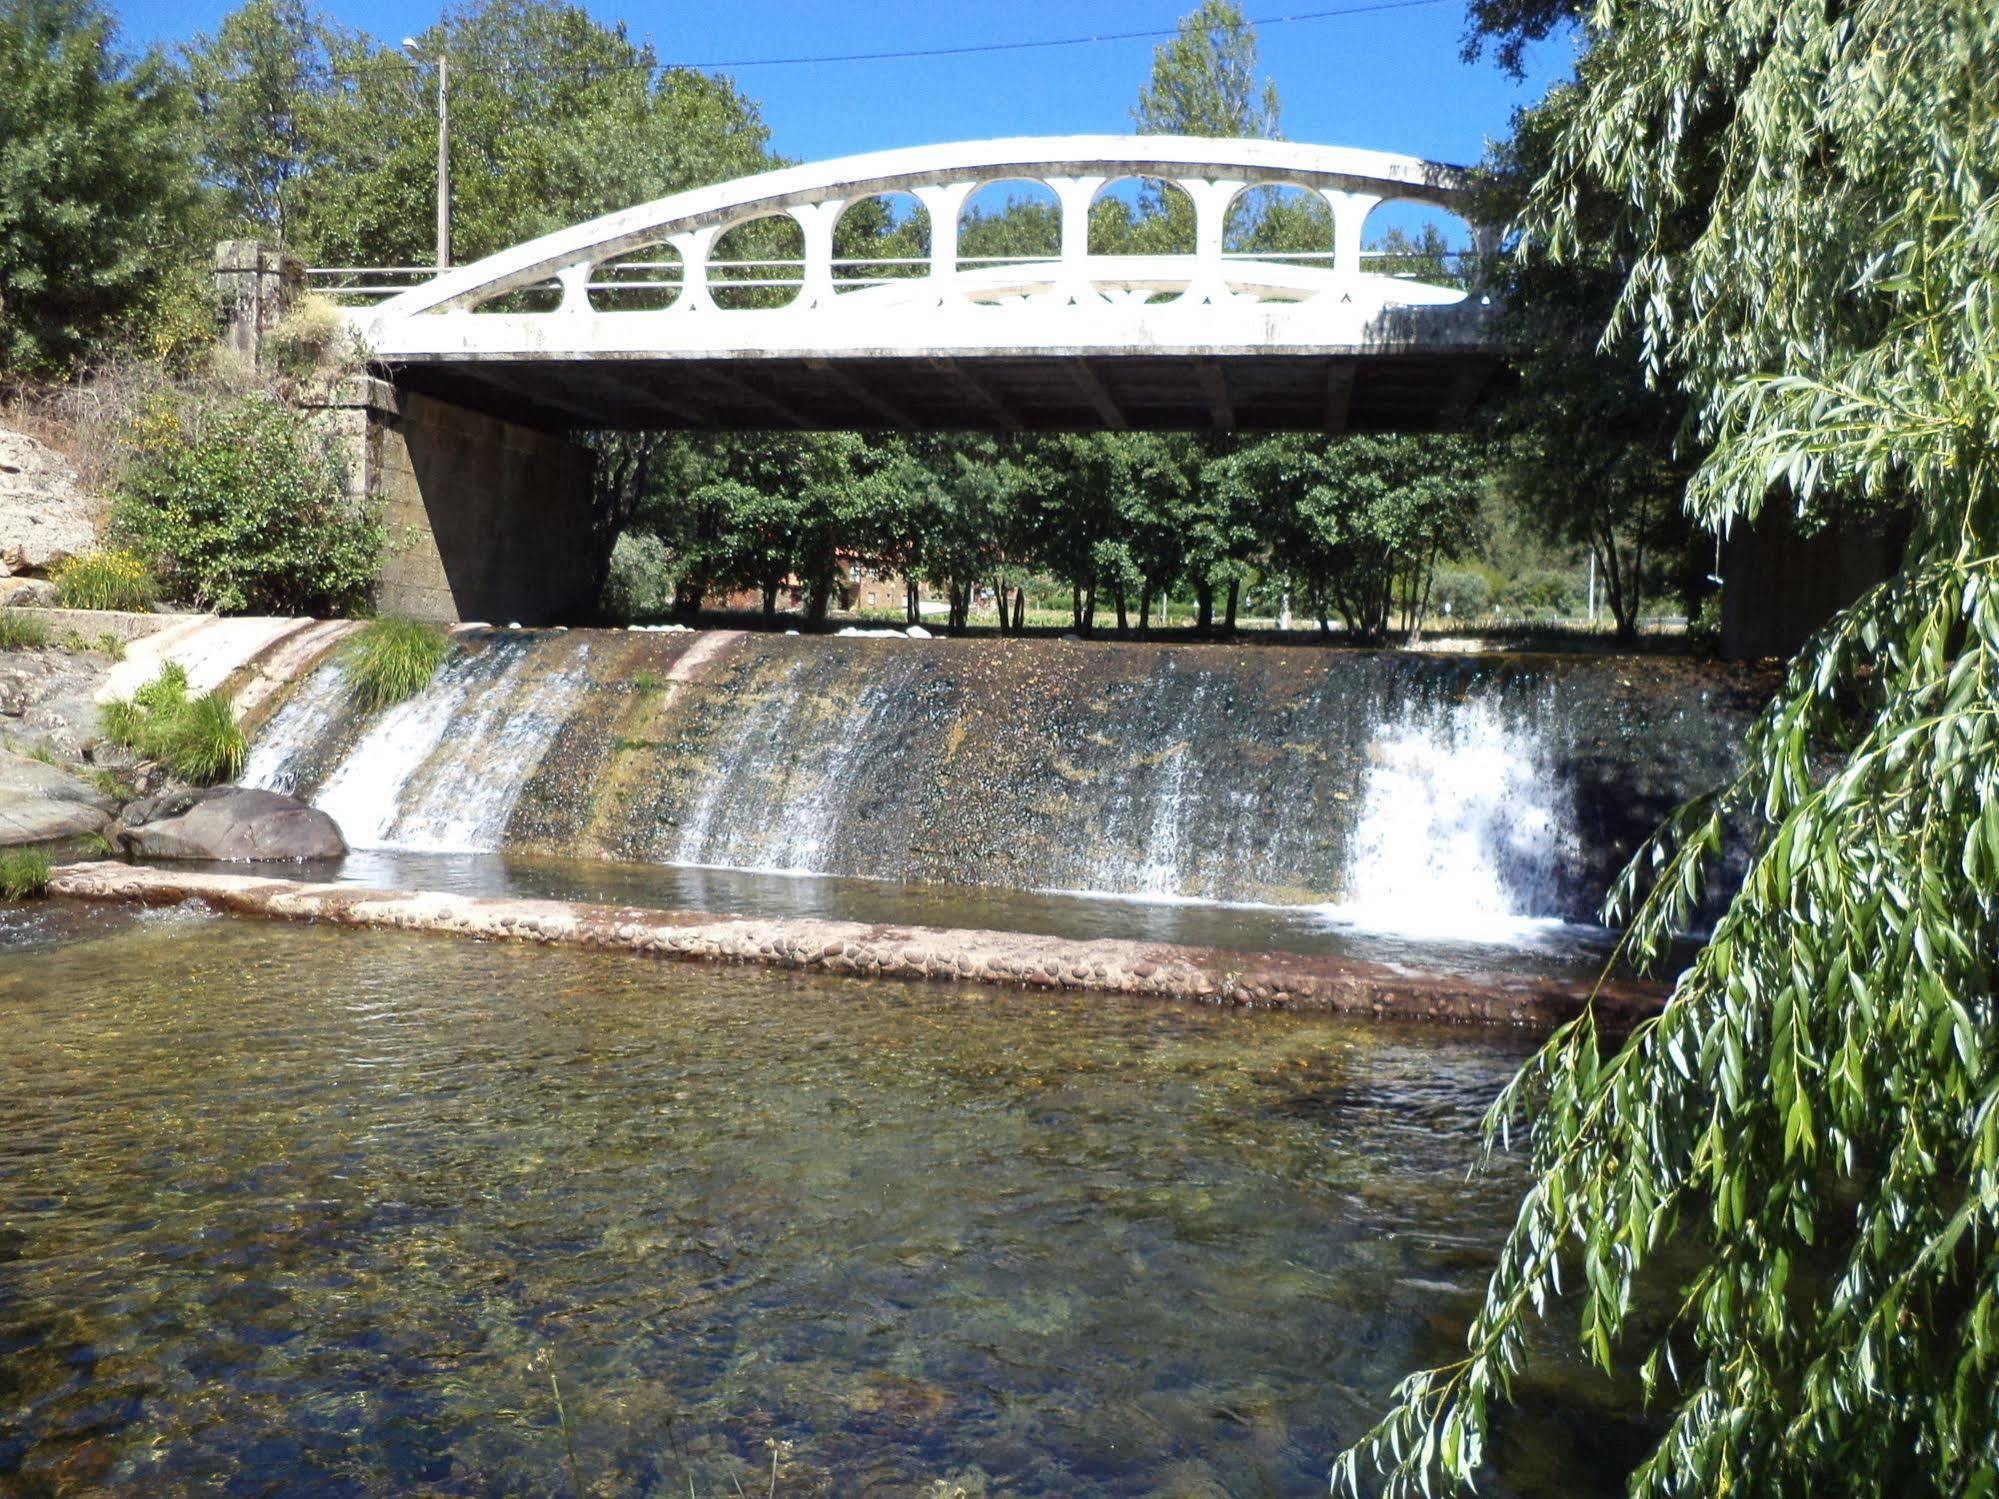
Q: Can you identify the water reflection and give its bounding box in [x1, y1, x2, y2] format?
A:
[164, 847, 1625, 980]
[0, 912, 1642, 1494]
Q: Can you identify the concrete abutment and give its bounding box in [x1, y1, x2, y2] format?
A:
[310, 377, 598, 626]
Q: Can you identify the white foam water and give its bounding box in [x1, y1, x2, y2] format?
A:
[274, 640, 592, 855]
[1327, 695, 1580, 942]
[242, 662, 353, 795]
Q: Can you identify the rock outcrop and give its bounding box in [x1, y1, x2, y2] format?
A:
[109, 786, 347, 861]
[0, 427, 97, 576]
[0, 750, 117, 847]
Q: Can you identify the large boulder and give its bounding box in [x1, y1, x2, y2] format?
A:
[110, 786, 347, 861]
[0, 749, 117, 846]
[0, 427, 97, 576]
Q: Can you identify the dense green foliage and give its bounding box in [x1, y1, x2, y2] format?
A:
[110, 390, 383, 615]
[182, 0, 774, 267]
[101, 660, 246, 784]
[0, 0, 207, 374]
[1335, 1, 1999, 1493]
[0, 845, 52, 899]
[1472, 97, 1697, 640]
[49, 548, 157, 610]
[342, 614, 449, 711]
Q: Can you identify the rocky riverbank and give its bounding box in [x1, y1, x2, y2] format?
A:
[45, 861, 1667, 1029]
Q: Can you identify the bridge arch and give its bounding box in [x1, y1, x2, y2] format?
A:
[339, 135, 1501, 435]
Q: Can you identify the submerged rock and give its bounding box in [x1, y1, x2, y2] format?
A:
[110, 786, 346, 861]
[0, 750, 116, 846]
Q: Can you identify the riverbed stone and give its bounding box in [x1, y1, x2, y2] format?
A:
[0, 750, 116, 846]
[109, 786, 347, 861]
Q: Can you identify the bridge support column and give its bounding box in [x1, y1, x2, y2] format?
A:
[913, 182, 974, 290]
[1324, 189, 1381, 278]
[310, 378, 598, 625]
[1050, 175, 1107, 302]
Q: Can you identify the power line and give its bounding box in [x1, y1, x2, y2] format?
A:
[673, 0, 1451, 70]
[376, 0, 1451, 80]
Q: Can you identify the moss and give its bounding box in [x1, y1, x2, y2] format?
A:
[0, 846, 52, 900]
[344, 616, 450, 712]
[99, 661, 246, 785]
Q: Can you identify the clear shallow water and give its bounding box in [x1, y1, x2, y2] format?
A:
[165, 848, 1628, 981]
[0, 905, 1644, 1495]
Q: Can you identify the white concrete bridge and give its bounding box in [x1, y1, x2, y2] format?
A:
[335, 135, 1502, 433]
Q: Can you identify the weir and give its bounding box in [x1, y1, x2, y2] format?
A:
[242, 627, 1763, 930]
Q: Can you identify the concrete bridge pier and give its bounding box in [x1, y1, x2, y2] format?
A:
[311, 378, 598, 626]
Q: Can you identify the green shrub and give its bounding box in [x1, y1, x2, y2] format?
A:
[50, 548, 157, 611]
[0, 612, 49, 650]
[112, 391, 385, 616]
[599, 530, 677, 621]
[1428, 566, 1493, 621]
[343, 615, 449, 711]
[263, 295, 351, 383]
[99, 661, 246, 785]
[1686, 591, 1723, 656]
[1497, 567, 1586, 617]
[0, 847, 52, 900]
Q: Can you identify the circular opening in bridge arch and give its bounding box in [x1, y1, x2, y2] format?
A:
[709, 214, 806, 310]
[1361, 200, 1477, 289]
[833, 192, 930, 295]
[1087, 178, 1195, 305]
[587, 243, 684, 313]
[1223, 182, 1333, 264]
[956, 179, 1060, 293]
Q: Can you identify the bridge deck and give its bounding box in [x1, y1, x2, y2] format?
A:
[376, 349, 1504, 434]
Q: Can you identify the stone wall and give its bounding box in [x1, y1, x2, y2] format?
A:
[313, 378, 598, 625]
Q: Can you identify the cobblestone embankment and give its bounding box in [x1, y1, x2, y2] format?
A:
[46, 861, 1667, 1030]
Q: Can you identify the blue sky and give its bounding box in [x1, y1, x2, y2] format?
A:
[116, 0, 1576, 170]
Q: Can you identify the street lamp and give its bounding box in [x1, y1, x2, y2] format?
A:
[403, 38, 450, 269]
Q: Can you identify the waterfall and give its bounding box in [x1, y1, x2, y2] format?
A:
[240, 630, 1749, 927]
[242, 661, 353, 795]
[671, 662, 912, 874]
[1329, 695, 1579, 939]
[250, 637, 592, 854]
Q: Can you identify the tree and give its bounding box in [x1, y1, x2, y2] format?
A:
[183, 0, 353, 251]
[280, 0, 774, 268]
[1220, 434, 1483, 640]
[1474, 88, 1696, 641]
[0, 0, 203, 375]
[1335, 2, 1999, 1493]
[1131, 0, 1279, 140]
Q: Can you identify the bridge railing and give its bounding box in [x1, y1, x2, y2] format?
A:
[309, 247, 1484, 309]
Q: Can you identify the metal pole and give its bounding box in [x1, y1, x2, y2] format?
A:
[1587, 550, 1598, 625]
[435, 53, 450, 269]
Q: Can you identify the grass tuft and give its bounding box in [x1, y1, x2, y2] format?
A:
[0, 611, 49, 650]
[50, 549, 156, 612]
[0, 847, 52, 900]
[99, 661, 246, 785]
[344, 615, 450, 712]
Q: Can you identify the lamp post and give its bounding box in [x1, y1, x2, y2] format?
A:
[403, 38, 450, 269]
